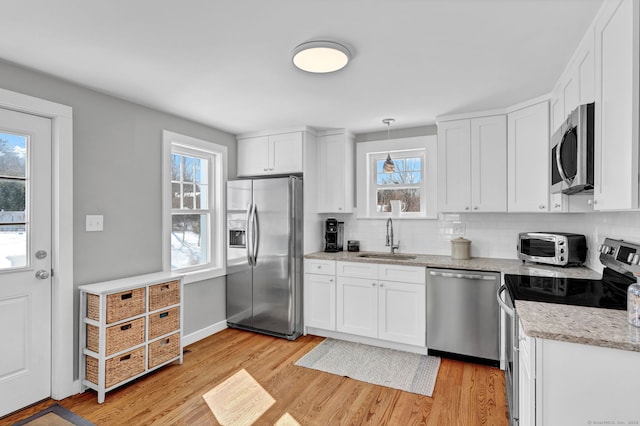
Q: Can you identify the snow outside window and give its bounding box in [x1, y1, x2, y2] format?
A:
[162, 131, 226, 283]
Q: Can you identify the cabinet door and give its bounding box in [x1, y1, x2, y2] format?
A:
[237, 136, 269, 176]
[378, 281, 425, 346]
[593, 0, 639, 210]
[471, 115, 507, 212]
[438, 120, 472, 211]
[507, 101, 550, 212]
[270, 132, 303, 174]
[336, 276, 377, 338]
[317, 132, 354, 213]
[304, 274, 336, 331]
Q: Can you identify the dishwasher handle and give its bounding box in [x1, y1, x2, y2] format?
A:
[496, 285, 514, 317]
[428, 270, 497, 281]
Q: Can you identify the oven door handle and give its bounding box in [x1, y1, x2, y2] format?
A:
[497, 285, 514, 317]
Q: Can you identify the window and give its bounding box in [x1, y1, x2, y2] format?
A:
[356, 135, 438, 219]
[372, 150, 425, 215]
[163, 131, 226, 283]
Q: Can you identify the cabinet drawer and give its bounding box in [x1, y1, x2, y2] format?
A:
[305, 259, 336, 275]
[149, 307, 180, 339]
[148, 332, 181, 369]
[87, 288, 146, 324]
[149, 280, 180, 311]
[87, 317, 145, 356]
[337, 261, 378, 279]
[378, 264, 425, 284]
[86, 347, 145, 388]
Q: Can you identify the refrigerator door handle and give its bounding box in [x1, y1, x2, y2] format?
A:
[245, 203, 254, 266]
[252, 204, 260, 265]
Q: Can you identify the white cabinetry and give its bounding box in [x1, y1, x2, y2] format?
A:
[437, 115, 507, 212]
[507, 101, 550, 212]
[304, 259, 336, 331]
[237, 131, 303, 176]
[551, 27, 595, 134]
[317, 130, 355, 213]
[79, 272, 183, 403]
[519, 319, 640, 425]
[336, 261, 426, 347]
[518, 321, 535, 426]
[593, 0, 639, 210]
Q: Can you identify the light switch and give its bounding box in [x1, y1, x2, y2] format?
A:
[86, 215, 104, 232]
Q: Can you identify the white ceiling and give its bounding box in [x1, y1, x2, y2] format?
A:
[1, 0, 604, 135]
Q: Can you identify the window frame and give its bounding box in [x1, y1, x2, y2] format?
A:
[369, 149, 426, 218]
[356, 135, 438, 219]
[162, 130, 227, 284]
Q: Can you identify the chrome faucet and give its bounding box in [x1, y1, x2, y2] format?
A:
[385, 218, 400, 254]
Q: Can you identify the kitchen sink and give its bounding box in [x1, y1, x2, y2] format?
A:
[357, 253, 417, 260]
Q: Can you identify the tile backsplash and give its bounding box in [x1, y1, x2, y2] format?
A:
[328, 211, 640, 272]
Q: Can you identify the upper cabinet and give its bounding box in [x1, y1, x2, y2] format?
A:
[437, 115, 507, 212]
[551, 27, 596, 134]
[593, 0, 639, 210]
[507, 101, 550, 212]
[237, 131, 303, 177]
[317, 130, 355, 213]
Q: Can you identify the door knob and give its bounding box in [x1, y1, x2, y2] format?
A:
[35, 270, 50, 280]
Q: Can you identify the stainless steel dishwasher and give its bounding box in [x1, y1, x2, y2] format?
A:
[427, 268, 500, 365]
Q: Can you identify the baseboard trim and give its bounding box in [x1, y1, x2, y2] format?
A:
[182, 320, 228, 347]
[305, 327, 428, 355]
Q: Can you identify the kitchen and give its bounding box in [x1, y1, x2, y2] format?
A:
[0, 0, 639, 425]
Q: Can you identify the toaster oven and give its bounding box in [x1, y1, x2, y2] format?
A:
[517, 232, 587, 266]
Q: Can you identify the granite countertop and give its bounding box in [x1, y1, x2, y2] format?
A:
[517, 300, 640, 352]
[305, 250, 601, 279]
[305, 250, 640, 352]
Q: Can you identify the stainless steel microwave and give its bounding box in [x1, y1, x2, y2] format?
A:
[550, 103, 594, 195]
[517, 232, 587, 266]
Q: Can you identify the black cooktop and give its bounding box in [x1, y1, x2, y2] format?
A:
[504, 268, 633, 310]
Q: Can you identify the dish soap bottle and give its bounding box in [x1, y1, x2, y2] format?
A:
[628, 274, 640, 327]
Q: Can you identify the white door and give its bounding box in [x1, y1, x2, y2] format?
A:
[0, 107, 52, 416]
[336, 276, 378, 338]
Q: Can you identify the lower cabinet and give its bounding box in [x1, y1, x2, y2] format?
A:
[304, 259, 336, 331]
[79, 272, 183, 403]
[336, 261, 426, 347]
[518, 319, 640, 425]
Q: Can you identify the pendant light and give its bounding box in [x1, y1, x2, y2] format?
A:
[382, 118, 396, 173]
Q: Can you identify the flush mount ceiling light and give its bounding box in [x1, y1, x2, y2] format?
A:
[291, 41, 351, 73]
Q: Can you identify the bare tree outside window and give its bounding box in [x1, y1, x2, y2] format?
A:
[375, 156, 423, 213]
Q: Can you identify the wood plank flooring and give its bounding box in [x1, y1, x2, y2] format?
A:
[1, 329, 508, 425]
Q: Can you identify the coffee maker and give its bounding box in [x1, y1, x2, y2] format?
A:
[324, 218, 344, 252]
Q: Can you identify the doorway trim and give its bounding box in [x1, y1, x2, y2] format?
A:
[0, 87, 74, 399]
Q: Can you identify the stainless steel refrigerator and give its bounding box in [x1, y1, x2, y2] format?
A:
[226, 176, 303, 340]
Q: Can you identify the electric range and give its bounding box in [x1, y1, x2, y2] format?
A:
[505, 237, 640, 310]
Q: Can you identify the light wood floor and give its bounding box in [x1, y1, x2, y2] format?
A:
[1, 329, 508, 425]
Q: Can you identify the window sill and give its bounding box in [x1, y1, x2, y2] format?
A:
[177, 266, 226, 285]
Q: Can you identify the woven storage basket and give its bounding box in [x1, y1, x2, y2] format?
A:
[148, 307, 180, 340]
[87, 288, 146, 324]
[148, 332, 180, 369]
[149, 280, 180, 311]
[87, 317, 145, 356]
[86, 347, 145, 388]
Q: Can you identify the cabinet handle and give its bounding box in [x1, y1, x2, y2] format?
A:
[119, 354, 131, 362]
[554, 203, 561, 208]
[539, 205, 546, 210]
[120, 323, 132, 331]
[465, 206, 470, 210]
[159, 312, 169, 319]
[121, 292, 133, 300]
[379, 283, 384, 287]
[473, 206, 478, 210]
[329, 279, 334, 282]
[371, 282, 376, 287]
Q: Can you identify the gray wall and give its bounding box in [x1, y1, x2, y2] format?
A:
[0, 59, 235, 375]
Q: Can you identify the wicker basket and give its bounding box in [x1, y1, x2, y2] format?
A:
[148, 307, 180, 340]
[148, 332, 181, 369]
[87, 288, 146, 324]
[149, 280, 180, 311]
[87, 317, 145, 356]
[86, 347, 145, 388]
